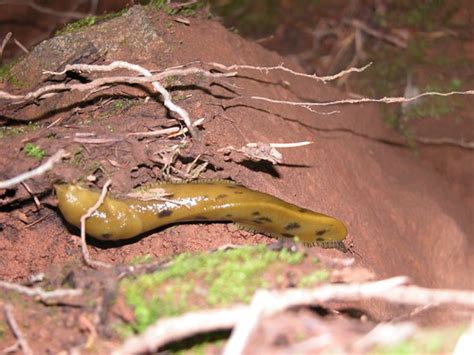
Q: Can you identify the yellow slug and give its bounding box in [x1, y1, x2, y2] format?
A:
[54, 181, 347, 251]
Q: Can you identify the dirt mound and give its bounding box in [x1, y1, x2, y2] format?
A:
[1, 4, 472, 325]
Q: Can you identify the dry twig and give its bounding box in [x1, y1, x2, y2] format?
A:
[0, 61, 234, 136]
[21, 182, 40, 210]
[43, 61, 232, 136]
[80, 179, 113, 269]
[0, 280, 82, 300]
[114, 276, 474, 354]
[210, 62, 372, 83]
[250, 89, 474, 108]
[0, 32, 12, 58]
[13, 38, 29, 55]
[416, 136, 474, 150]
[219, 141, 312, 165]
[0, 149, 67, 189]
[3, 303, 33, 355]
[114, 306, 248, 355]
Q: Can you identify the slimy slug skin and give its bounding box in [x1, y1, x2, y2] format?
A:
[54, 181, 348, 251]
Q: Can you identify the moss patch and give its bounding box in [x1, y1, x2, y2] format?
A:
[298, 269, 330, 287]
[119, 245, 310, 333]
[147, 0, 205, 16]
[22, 143, 46, 159]
[0, 60, 26, 87]
[0, 122, 40, 139]
[55, 16, 97, 36]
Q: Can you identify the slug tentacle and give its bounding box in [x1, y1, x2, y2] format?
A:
[54, 181, 347, 250]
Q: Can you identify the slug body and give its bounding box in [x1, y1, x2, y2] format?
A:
[55, 181, 347, 250]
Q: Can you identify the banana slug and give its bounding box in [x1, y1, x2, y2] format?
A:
[54, 181, 347, 251]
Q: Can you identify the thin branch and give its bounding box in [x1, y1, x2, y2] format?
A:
[453, 324, 474, 355]
[13, 38, 29, 54]
[44, 61, 231, 136]
[352, 322, 416, 352]
[416, 136, 474, 150]
[73, 137, 123, 144]
[0, 66, 234, 102]
[4, 304, 33, 355]
[0, 280, 82, 300]
[247, 141, 313, 149]
[224, 276, 472, 354]
[21, 182, 40, 209]
[219, 141, 312, 165]
[113, 306, 249, 355]
[210, 62, 372, 83]
[0, 61, 234, 136]
[250, 89, 474, 108]
[114, 276, 474, 354]
[0, 149, 67, 189]
[80, 180, 113, 269]
[127, 118, 205, 138]
[0, 32, 12, 58]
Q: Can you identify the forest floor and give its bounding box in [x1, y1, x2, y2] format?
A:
[0, 1, 473, 353]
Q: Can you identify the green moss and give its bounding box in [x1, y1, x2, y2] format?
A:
[298, 269, 330, 287]
[120, 245, 305, 333]
[147, 0, 205, 16]
[0, 126, 25, 138]
[130, 254, 153, 265]
[98, 8, 128, 22]
[55, 7, 128, 36]
[55, 16, 97, 36]
[0, 59, 26, 87]
[23, 143, 46, 159]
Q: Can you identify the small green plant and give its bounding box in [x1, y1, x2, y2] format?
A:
[23, 143, 46, 159]
[55, 16, 97, 36]
[148, 0, 204, 16]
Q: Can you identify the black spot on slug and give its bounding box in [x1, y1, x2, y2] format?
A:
[252, 211, 260, 216]
[282, 233, 294, 238]
[316, 229, 328, 236]
[298, 208, 309, 213]
[158, 209, 173, 218]
[234, 191, 244, 194]
[225, 214, 233, 218]
[216, 194, 228, 200]
[285, 222, 301, 230]
[254, 217, 272, 224]
[316, 237, 325, 242]
[100, 233, 112, 240]
[193, 215, 209, 221]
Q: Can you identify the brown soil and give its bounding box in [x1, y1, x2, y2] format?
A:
[0, 2, 472, 353]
